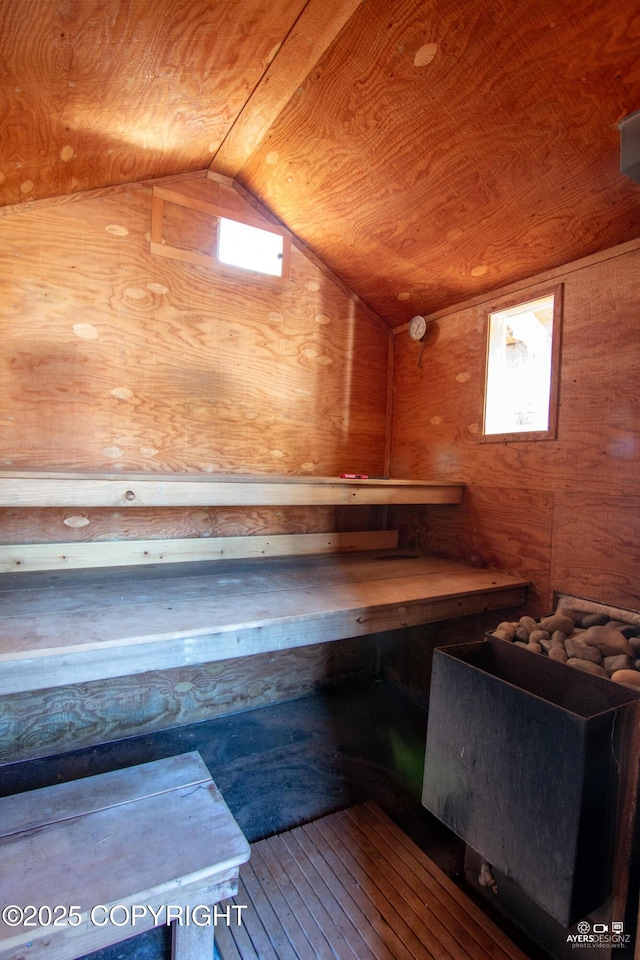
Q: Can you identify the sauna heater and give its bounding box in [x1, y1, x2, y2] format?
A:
[422, 609, 640, 956]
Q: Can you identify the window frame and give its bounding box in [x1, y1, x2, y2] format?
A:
[479, 283, 563, 443]
[150, 184, 291, 282]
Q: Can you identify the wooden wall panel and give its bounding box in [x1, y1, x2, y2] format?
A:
[0, 636, 377, 764]
[0, 175, 390, 761]
[390, 241, 640, 634]
[0, 505, 384, 545]
[392, 245, 640, 497]
[551, 494, 640, 611]
[0, 175, 389, 541]
[1, 0, 639, 329]
[392, 487, 553, 612]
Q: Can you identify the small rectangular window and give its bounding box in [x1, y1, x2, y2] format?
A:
[218, 217, 284, 277]
[480, 285, 563, 442]
[150, 183, 290, 281]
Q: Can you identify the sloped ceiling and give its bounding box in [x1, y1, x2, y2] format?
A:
[2, 0, 640, 324]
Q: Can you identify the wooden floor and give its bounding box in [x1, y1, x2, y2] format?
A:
[215, 802, 527, 960]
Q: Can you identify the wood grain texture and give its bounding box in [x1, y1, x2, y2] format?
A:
[0, 530, 399, 574]
[391, 488, 553, 613]
[217, 802, 527, 960]
[0, 553, 528, 694]
[392, 237, 640, 334]
[390, 241, 640, 629]
[1, 0, 639, 324]
[0, 554, 471, 616]
[0, 505, 385, 545]
[0, 753, 249, 960]
[240, 0, 640, 322]
[0, 176, 389, 487]
[0, 636, 378, 763]
[0, 0, 307, 205]
[151, 176, 292, 278]
[210, 0, 364, 177]
[0, 751, 211, 837]
[0, 474, 462, 508]
[172, 923, 214, 960]
[551, 494, 640, 611]
[0, 169, 210, 221]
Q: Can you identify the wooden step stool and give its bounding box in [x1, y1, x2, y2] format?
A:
[0, 751, 250, 960]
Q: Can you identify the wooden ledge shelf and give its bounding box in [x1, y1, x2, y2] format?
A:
[0, 471, 463, 507]
[0, 552, 528, 696]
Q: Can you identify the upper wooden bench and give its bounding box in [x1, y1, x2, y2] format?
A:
[0, 470, 463, 509]
[0, 471, 529, 695]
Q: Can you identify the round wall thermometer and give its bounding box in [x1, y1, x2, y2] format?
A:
[409, 315, 427, 341]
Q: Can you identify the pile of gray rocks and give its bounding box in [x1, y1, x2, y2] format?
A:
[489, 610, 640, 691]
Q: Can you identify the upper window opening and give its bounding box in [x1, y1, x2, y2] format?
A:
[150, 183, 291, 281]
[481, 285, 563, 442]
[218, 218, 284, 277]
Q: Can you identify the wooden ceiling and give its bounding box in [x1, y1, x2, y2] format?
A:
[3, 0, 640, 324]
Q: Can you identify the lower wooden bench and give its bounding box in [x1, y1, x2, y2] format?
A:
[0, 751, 250, 960]
[0, 551, 528, 696]
[215, 801, 527, 960]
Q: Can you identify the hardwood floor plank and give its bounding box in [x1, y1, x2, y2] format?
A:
[316, 814, 440, 960]
[292, 826, 396, 958]
[217, 804, 528, 960]
[344, 805, 493, 960]
[213, 924, 246, 960]
[302, 820, 418, 959]
[265, 833, 359, 960]
[331, 808, 462, 960]
[250, 842, 336, 959]
[235, 860, 300, 960]
[362, 804, 527, 960]
[279, 829, 378, 959]
[214, 892, 261, 960]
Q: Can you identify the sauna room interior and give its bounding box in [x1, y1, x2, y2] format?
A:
[1, 2, 640, 960]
